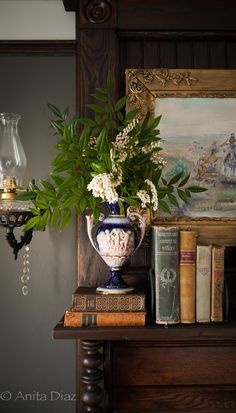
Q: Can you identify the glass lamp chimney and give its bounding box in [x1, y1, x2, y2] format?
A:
[0, 113, 27, 199]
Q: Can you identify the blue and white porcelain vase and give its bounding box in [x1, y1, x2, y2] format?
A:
[86, 202, 146, 294]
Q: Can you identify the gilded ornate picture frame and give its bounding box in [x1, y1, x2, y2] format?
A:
[126, 68, 236, 245]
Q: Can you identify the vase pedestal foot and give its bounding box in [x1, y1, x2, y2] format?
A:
[96, 284, 134, 295]
[96, 268, 134, 295]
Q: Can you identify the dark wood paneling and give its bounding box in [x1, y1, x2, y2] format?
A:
[113, 345, 236, 385]
[159, 41, 177, 68]
[76, 29, 119, 107]
[176, 41, 194, 68]
[144, 41, 161, 68]
[193, 42, 210, 68]
[113, 386, 236, 412]
[124, 40, 144, 69]
[209, 41, 227, 68]
[117, 0, 236, 31]
[227, 42, 236, 67]
[68, 0, 236, 31]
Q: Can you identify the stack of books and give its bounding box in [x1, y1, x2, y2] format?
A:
[64, 287, 146, 327]
[150, 226, 225, 325]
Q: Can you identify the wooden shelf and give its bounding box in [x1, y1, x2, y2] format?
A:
[53, 319, 236, 343]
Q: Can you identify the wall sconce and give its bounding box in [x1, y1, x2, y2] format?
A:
[0, 113, 34, 261]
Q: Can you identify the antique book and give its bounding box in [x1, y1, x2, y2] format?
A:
[196, 245, 212, 323]
[64, 309, 146, 327]
[179, 230, 196, 324]
[147, 268, 156, 323]
[211, 245, 225, 322]
[72, 287, 145, 312]
[151, 226, 180, 325]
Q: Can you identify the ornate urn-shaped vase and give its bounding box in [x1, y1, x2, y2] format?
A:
[86, 202, 146, 294]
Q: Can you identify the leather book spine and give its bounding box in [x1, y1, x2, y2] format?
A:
[180, 230, 196, 324]
[72, 293, 145, 312]
[64, 310, 146, 327]
[211, 245, 225, 322]
[151, 226, 180, 325]
[196, 245, 212, 323]
[147, 268, 155, 323]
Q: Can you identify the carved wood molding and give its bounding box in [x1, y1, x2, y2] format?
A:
[63, 0, 236, 34]
[118, 30, 236, 40]
[117, 339, 236, 348]
[0, 41, 76, 55]
[84, 0, 112, 24]
[78, 0, 116, 28]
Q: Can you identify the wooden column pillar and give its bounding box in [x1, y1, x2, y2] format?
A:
[76, 0, 120, 288]
[80, 340, 104, 413]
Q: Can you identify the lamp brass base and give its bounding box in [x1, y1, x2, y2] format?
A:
[0, 191, 15, 200]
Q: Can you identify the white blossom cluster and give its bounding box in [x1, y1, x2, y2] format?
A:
[121, 118, 138, 136]
[110, 147, 127, 165]
[136, 189, 151, 209]
[110, 148, 124, 184]
[110, 120, 139, 166]
[128, 144, 139, 159]
[145, 179, 158, 210]
[151, 153, 167, 167]
[87, 173, 119, 203]
[137, 179, 158, 211]
[113, 119, 138, 150]
[142, 141, 160, 154]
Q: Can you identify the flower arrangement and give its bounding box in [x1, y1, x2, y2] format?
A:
[18, 75, 206, 231]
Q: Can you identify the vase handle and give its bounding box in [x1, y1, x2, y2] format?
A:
[85, 215, 99, 253]
[128, 211, 146, 253]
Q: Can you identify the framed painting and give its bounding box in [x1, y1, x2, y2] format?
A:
[126, 68, 236, 245]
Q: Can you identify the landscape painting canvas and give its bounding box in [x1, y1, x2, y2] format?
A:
[155, 97, 236, 217]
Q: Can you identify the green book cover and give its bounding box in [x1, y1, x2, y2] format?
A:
[151, 226, 180, 324]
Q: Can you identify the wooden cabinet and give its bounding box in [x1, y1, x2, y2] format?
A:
[58, 1, 236, 411]
[53, 322, 236, 412]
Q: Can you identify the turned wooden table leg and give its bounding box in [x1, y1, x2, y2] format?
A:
[80, 340, 104, 413]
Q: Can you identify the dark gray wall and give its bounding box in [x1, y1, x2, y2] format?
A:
[0, 55, 76, 413]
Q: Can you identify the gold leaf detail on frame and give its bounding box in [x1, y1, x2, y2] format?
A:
[126, 70, 149, 118]
[153, 68, 197, 87]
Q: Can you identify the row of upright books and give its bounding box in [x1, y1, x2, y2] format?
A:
[150, 226, 225, 325]
[63, 225, 225, 328]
